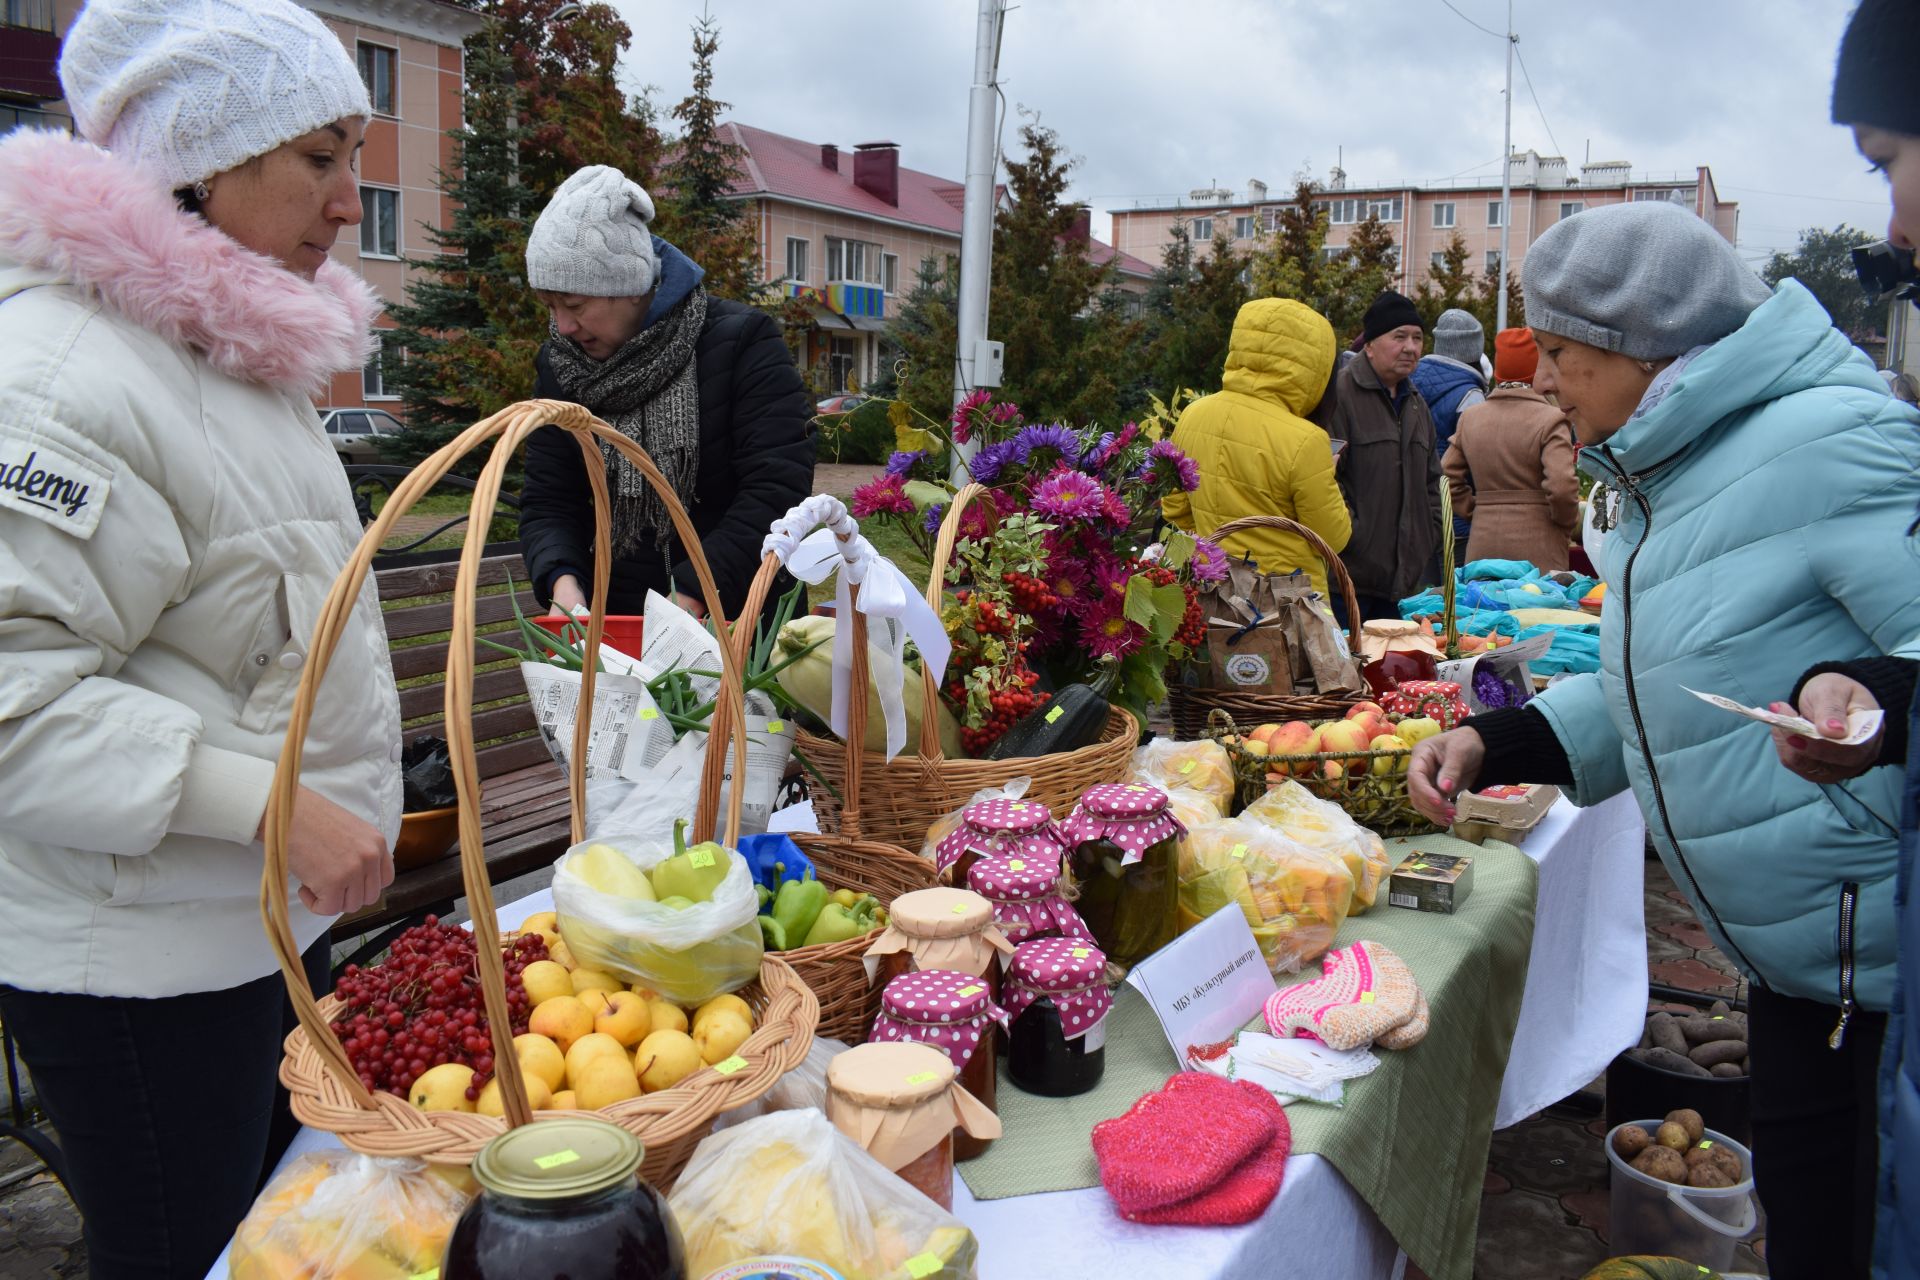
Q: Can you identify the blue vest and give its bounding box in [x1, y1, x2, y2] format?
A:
[1409, 356, 1483, 454]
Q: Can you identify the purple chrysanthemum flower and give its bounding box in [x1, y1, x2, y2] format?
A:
[887, 449, 927, 477]
[1012, 423, 1083, 467]
[1138, 439, 1200, 492]
[964, 439, 1021, 486]
[923, 503, 947, 534]
[1189, 536, 1230, 583]
[1029, 469, 1112, 522]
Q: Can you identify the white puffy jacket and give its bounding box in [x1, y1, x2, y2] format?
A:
[0, 130, 402, 997]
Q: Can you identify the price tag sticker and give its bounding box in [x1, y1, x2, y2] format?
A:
[1046, 706, 1064, 723]
[1410, 862, 1432, 872]
[1699, 1140, 1713, 1149]
[712, 1055, 748, 1076]
[1180, 760, 1197, 774]
[1009, 859, 1026, 870]
[1125, 785, 1149, 793]
[952, 903, 969, 914]
[533, 1149, 580, 1170]
[1360, 991, 1376, 1004]
[638, 707, 659, 721]
[1277, 916, 1296, 931]
[905, 1253, 944, 1279]
[411, 1270, 440, 1280]
[1071, 947, 1091, 959]
[1230, 843, 1247, 860]
[689, 849, 716, 869]
[958, 984, 984, 997]
[766, 719, 785, 734]
[905, 1071, 939, 1086]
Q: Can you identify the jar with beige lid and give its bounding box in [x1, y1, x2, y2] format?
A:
[824, 1041, 1000, 1210]
[863, 887, 1013, 998]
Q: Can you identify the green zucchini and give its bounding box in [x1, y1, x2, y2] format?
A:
[986, 680, 1110, 760]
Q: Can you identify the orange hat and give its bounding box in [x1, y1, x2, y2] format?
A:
[1493, 328, 1537, 384]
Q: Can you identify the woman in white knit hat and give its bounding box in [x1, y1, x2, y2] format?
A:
[0, 0, 400, 1272]
[518, 165, 814, 625]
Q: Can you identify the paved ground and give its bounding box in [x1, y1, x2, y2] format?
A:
[0, 826, 1769, 1279]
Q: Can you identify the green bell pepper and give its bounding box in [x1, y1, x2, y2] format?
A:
[770, 871, 828, 948]
[757, 914, 788, 951]
[801, 896, 880, 947]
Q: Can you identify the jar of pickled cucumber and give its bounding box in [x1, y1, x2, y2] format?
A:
[1056, 783, 1186, 969]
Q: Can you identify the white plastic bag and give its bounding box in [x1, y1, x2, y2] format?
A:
[917, 776, 1032, 863]
[552, 832, 763, 1003]
[668, 1109, 978, 1279]
[229, 1150, 468, 1280]
[711, 1035, 849, 1131]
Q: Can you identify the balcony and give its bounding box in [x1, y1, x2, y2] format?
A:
[0, 13, 59, 101]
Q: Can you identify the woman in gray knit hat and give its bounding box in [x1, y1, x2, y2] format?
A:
[1406, 196, 1920, 1279]
[518, 165, 814, 624]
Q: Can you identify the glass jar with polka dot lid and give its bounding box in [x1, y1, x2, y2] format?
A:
[1057, 783, 1188, 969]
[1003, 936, 1111, 1098]
[871, 969, 1008, 1160]
[932, 796, 1070, 890]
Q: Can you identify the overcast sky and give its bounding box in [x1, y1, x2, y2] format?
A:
[607, 0, 1888, 269]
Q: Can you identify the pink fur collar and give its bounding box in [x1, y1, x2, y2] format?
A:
[0, 130, 381, 399]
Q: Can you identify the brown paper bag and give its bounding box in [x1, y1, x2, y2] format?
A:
[1196, 567, 1363, 696]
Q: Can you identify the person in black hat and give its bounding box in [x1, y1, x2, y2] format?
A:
[1324, 290, 1439, 621]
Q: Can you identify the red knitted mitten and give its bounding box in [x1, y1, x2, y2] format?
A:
[1122, 1125, 1291, 1225]
[1092, 1072, 1279, 1212]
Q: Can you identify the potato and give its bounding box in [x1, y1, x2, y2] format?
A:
[1655, 1121, 1692, 1152]
[1708, 999, 1730, 1017]
[1707, 1145, 1744, 1182]
[1687, 1162, 1735, 1188]
[1664, 1108, 1705, 1145]
[1683, 1144, 1718, 1169]
[1631, 1145, 1689, 1184]
[1612, 1124, 1652, 1161]
[1681, 1015, 1746, 1046]
[1634, 1046, 1712, 1078]
[1710, 1062, 1745, 1079]
[1647, 1012, 1690, 1057]
[1689, 1039, 1748, 1068]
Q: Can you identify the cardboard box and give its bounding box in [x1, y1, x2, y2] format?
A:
[1388, 850, 1475, 914]
[1450, 783, 1560, 845]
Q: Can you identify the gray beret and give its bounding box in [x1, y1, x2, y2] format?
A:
[1522, 202, 1770, 361]
[1432, 308, 1485, 366]
[526, 165, 659, 297]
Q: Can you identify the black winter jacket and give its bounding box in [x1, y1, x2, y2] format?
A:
[519, 297, 815, 620]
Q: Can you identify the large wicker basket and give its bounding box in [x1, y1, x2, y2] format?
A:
[261, 400, 818, 1188]
[799, 482, 1138, 849]
[1205, 708, 1442, 837]
[1167, 513, 1370, 738]
[718, 499, 939, 1044]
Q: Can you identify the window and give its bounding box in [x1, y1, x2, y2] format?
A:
[827, 336, 857, 392]
[784, 236, 808, 283]
[1324, 198, 1361, 224]
[1559, 200, 1584, 219]
[1632, 186, 1695, 207]
[363, 334, 399, 399]
[356, 43, 396, 116]
[331, 411, 369, 436]
[1191, 216, 1214, 241]
[824, 236, 883, 285]
[883, 252, 899, 295]
[1234, 215, 1256, 240]
[1433, 202, 1456, 229]
[3, 1, 54, 31]
[1431, 250, 1447, 270]
[1365, 196, 1402, 222]
[1259, 206, 1280, 232]
[1487, 200, 1505, 228]
[359, 187, 399, 257]
[1320, 245, 1347, 262]
[1486, 249, 1504, 274]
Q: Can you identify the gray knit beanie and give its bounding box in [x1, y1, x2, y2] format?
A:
[1522, 202, 1770, 360]
[59, 0, 370, 189]
[526, 165, 660, 297]
[1432, 309, 1484, 365]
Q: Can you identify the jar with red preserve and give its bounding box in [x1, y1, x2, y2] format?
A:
[863, 887, 1012, 998]
[1358, 619, 1442, 698]
[442, 1118, 686, 1280]
[870, 969, 1009, 1161]
[824, 1041, 1000, 1211]
[965, 852, 1089, 948]
[1057, 783, 1187, 969]
[932, 797, 1070, 889]
[1003, 936, 1111, 1098]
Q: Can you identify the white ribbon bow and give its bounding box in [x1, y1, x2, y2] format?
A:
[763, 495, 951, 760]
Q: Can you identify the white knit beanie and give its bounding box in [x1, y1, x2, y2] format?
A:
[60, 0, 371, 189]
[526, 165, 661, 298]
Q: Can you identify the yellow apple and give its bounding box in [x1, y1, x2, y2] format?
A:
[572, 1055, 642, 1110]
[594, 991, 651, 1047]
[563, 1031, 630, 1086]
[570, 968, 624, 996]
[408, 1063, 475, 1113]
[520, 910, 559, 935]
[644, 998, 689, 1036]
[1369, 735, 1411, 775]
[519, 960, 574, 1008]
[513, 1033, 566, 1092]
[477, 1072, 553, 1117]
[691, 1009, 753, 1065]
[1395, 717, 1443, 748]
[634, 1029, 701, 1092]
[528, 995, 593, 1054]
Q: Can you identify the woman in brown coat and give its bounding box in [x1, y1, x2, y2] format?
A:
[1441, 328, 1579, 570]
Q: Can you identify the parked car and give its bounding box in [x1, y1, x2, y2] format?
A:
[318, 407, 406, 464]
[814, 393, 868, 417]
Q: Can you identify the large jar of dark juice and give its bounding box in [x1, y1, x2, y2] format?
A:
[933, 797, 1069, 889]
[442, 1118, 686, 1280]
[1003, 936, 1111, 1097]
[870, 969, 1008, 1162]
[1057, 783, 1186, 969]
[864, 887, 1012, 998]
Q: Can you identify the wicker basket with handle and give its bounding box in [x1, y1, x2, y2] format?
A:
[798, 482, 1138, 848]
[1166, 513, 1370, 739]
[713, 496, 940, 1043]
[262, 400, 817, 1188]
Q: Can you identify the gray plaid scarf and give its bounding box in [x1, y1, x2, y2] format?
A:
[544, 287, 709, 557]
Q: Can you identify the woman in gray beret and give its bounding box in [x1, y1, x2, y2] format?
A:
[1406, 197, 1920, 1278]
[517, 165, 814, 624]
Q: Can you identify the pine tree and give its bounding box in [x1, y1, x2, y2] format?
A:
[1247, 179, 1331, 308]
[490, 0, 658, 198]
[1413, 231, 1477, 330]
[1466, 265, 1525, 336]
[652, 13, 758, 300]
[1321, 213, 1399, 342]
[874, 253, 961, 417]
[1144, 220, 1248, 398]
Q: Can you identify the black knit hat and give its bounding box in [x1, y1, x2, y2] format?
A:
[1832, 0, 1920, 135]
[1361, 290, 1424, 345]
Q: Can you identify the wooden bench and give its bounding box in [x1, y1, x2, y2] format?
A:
[331, 550, 576, 955]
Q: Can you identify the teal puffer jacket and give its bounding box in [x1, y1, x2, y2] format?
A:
[1531, 280, 1920, 1015]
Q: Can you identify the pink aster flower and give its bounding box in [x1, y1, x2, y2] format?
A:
[1081, 596, 1147, 660]
[950, 389, 991, 444]
[1083, 554, 1133, 607]
[1138, 439, 1200, 492]
[1028, 469, 1112, 522]
[1189, 536, 1230, 583]
[850, 474, 913, 518]
[1045, 556, 1092, 610]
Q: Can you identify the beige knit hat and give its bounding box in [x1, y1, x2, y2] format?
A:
[59, 0, 371, 188]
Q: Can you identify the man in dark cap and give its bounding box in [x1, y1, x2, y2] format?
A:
[1326, 290, 1440, 621]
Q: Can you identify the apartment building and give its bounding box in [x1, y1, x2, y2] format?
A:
[3, 0, 484, 415]
[1109, 150, 1739, 296]
[724, 122, 1154, 393]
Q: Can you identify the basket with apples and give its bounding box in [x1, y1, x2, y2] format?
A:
[1207, 701, 1453, 836]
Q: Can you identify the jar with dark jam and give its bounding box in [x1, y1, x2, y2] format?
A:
[825, 1041, 1000, 1211]
[443, 1118, 686, 1280]
[1057, 783, 1187, 969]
[1358, 619, 1441, 698]
[870, 969, 1008, 1161]
[933, 797, 1069, 890]
[864, 887, 1011, 999]
[1003, 936, 1111, 1098]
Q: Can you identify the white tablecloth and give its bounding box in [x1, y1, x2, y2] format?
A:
[208, 793, 1644, 1280]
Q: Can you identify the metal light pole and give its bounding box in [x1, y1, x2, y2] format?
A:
[951, 0, 1006, 471]
[1496, 0, 1514, 332]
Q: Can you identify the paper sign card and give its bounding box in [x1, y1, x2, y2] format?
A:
[1125, 904, 1278, 1070]
[1684, 687, 1883, 746]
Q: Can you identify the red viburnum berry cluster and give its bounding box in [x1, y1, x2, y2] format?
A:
[330, 916, 546, 1101]
[959, 665, 1050, 755]
[1001, 570, 1059, 614]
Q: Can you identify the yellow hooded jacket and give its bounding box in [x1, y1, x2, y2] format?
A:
[1162, 298, 1351, 598]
